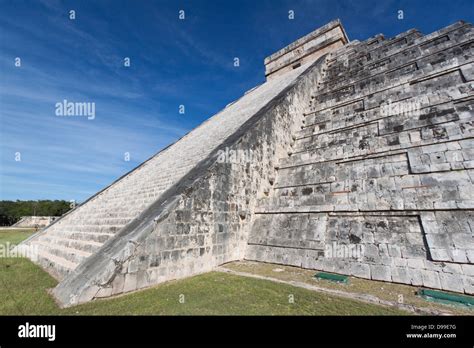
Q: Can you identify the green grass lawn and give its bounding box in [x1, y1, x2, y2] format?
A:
[0, 228, 36, 245]
[0, 228, 408, 315]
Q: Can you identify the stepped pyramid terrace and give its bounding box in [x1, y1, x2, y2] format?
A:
[18, 19, 474, 307]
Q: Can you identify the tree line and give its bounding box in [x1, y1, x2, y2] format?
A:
[0, 200, 72, 226]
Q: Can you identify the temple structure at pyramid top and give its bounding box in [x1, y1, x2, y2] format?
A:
[18, 19, 474, 307]
[264, 19, 349, 80]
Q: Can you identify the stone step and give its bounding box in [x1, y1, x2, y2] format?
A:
[367, 30, 422, 54]
[261, 169, 474, 211]
[55, 224, 123, 234]
[280, 123, 471, 169]
[255, 199, 473, 214]
[67, 214, 138, 224]
[315, 23, 473, 97]
[308, 52, 474, 116]
[299, 84, 473, 140]
[88, 186, 158, 197]
[321, 31, 422, 84]
[324, 36, 417, 76]
[78, 207, 149, 218]
[311, 61, 471, 112]
[295, 109, 461, 154]
[305, 68, 471, 119]
[275, 152, 408, 188]
[31, 240, 92, 265]
[254, 204, 339, 214]
[102, 192, 158, 202]
[417, 21, 473, 50]
[42, 236, 103, 254]
[52, 224, 124, 234]
[92, 198, 152, 207]
[36, 249, 78, 272]
[66, 217, 131, 226]
[66, 231, 115, 244]
[78, 204, 150, 215]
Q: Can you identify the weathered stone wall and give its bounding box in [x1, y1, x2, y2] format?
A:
[247, 21, 474, 295]
[51, 58, 326, 306]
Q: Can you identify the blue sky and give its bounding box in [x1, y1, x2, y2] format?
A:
[1, 0, 473, 202]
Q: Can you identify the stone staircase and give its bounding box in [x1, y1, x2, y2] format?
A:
[246, 21, 474, 294]
[29, 171, 172, 277]
[21, 59, 310, 280]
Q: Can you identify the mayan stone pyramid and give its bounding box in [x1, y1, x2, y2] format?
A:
[19, 19, 474, 306]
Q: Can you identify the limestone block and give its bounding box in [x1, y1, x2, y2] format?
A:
[429, 248, 452, 262]
[391, 266, 410, 284]
[392, 258, 407, 267]
[462, 276, 474, 295]
[439, 272, 465, 292]
[378, 243, 390, 257]
[110, 273, 125, 294]
[451, 162, 465, 170]
[316, 257, 337, 273]
[462, 148, 474, 161]
[379, 256, 392, 266]
[350, 262, 371, 278]
[123, 273, 138, 293]
[95, 286, 113, 298]
[463, 160, 474, 169]
[408, 267, 423, 286]
[302, 254, 321, 269]
[407, 258, 425, 269]
[363, 244, 380, 258]
[422, 143, 447, 154]
[127, 259, 140, 274]
[332, 259, 352, 274]
[430, 163, 451, 172]
[388, 245, 402, 258]
[77, 284, 100, 305]
[446, 150, 463, 163]
[467, 251, 474, 263]
[401, 244, 426, 258]
[452, 249, 468, 263]
[459, 183, 474, 199]
[361, 232, 375, 243]
[412, 165, 431, 173]
[457, 200, 474, 208]
[136, 271, 150, 289]
[421, 270, 441, 289]
[441, 262, 463, 274]
[460, 139, 474, 149]
[404, 232, 423, 249]
[409, 131, 421, 143]
[447, 141, 462, 150]
[422, 260, 444, 272]
[390, 197, 405, 210]
[370, 264, 392, 282]
[452, 233, 474, 248]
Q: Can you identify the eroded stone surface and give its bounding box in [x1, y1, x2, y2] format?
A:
[247, 20, 474, 296]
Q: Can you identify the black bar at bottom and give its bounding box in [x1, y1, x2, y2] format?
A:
[0, 315, 472, 346]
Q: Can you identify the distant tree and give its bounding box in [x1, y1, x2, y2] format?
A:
[0, 200, 72, 226]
